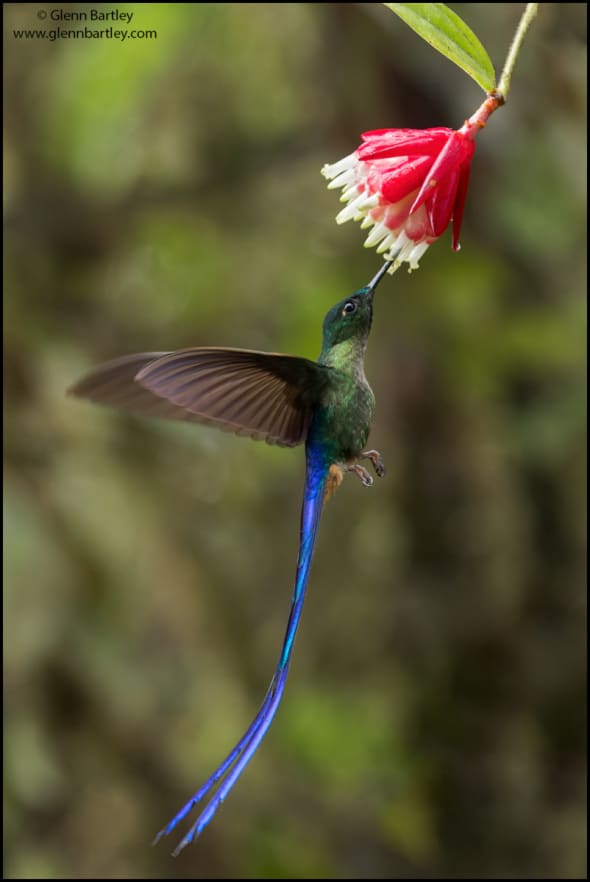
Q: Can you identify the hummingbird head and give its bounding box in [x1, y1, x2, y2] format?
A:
[321, 260, 392, 350]
[321, 289, 374, 349]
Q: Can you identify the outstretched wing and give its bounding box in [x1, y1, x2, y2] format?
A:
[68, 352, 188, 421]
[68, 348, 331, 447]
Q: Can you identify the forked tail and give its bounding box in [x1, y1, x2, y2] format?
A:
[155, 446, 329, 855]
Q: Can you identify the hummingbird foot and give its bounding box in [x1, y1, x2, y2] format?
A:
[346, 463, 374, 487]
[360, 449, 386, 478]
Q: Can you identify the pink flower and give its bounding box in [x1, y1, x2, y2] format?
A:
[322, 124, 477, 273]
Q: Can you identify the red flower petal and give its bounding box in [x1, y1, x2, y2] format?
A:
[403, 203, 434, 242]
[426, 167, 459, 237]
[382, 192, 416, 231]
[451, 161, 472, 251]
[409, 132, 474, 215]
[379, 155, 434, 203]
[359, 128, 452, 160]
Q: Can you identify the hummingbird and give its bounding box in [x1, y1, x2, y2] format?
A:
[68, 259, 392, 854]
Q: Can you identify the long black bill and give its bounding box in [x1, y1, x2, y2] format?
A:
[366, 259, 394, 295]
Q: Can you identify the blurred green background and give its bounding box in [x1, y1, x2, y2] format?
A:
[3, 3, 586, 879]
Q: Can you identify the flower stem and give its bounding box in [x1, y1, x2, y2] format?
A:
[497, 3, 539, 100]
[459, 3, 539, 138]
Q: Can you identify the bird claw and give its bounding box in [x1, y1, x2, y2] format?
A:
[361, 449, 386, 478]
[346, 463, 374, 487]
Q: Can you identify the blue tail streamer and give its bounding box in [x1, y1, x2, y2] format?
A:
[155, 444, 329, 855]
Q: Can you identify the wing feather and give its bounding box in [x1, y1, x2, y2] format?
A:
[69, 347, 331, 447]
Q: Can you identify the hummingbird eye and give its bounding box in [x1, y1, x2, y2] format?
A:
[342, 300, 357, 316]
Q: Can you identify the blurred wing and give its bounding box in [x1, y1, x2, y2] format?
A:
[135, 347, 331, 447]
[68, 348, 330, 447]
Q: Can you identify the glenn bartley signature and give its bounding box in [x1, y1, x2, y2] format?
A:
[44, 9, 136, 25]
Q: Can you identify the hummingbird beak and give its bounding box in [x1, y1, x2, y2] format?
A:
[366, 260, 393, 299]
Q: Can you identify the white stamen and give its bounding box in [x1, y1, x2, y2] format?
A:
[391, 230, 412, 254]
[353, 194, 379, 221]
[363, 220, 390, 248]
[336, 191, 372, 224]
[407, 241, 430, 269]
[389, 234, 424, 272]
[383, 232, 411, 267]
[326, 168, 357, 191]
[376, 232, 397, 254]
[321, 153, 357, 180]
[341, 184, 360, 202]
[335, 206, 354, 224]
[358, 192, 379, 210]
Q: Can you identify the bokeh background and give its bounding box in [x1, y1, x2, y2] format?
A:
[4, 3, 586, 879]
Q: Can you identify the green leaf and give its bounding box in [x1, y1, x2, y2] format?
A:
[384, 3, 496, 92]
